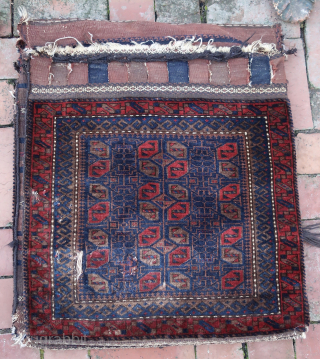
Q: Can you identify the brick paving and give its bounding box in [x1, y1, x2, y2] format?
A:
[196, 343, 243, 358]
[0, 1, 320, 358]
[0, 128, 14, 227]
[44, 350, 89, 359]
[91, 346, 196, 359]
[0, 81, 14, 126]
[298, 175, 320, 219]
[296, 133, 320, 174]
[310, 90, 320, 129]
[155, 0, 200, 23]
[109, 0, 155, 21]
[305, 0, 320, 89]
[0, 0, 11, 37]
[0, 334, 39, 359]
[0, 39, 19, 79]
[296, 324, 320, 358]
[207, 0, 300, 38]
[247, 340, 295, 359]
[304, 232, 320, 321]
[284, 39, 313, 130]
[0, 229, 13, 276]
[13, 0, 109, 36]
[0, 279, 13, 329]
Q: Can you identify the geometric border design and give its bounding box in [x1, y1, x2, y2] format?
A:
[23, 98, 308, 340]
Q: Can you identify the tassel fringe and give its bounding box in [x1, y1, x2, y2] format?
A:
[17, 6, 30, 24]
[302, 222, 320, 247]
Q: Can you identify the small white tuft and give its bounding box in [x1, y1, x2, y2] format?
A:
[75, 251, 83, 280]
[17, 6, 29, 23]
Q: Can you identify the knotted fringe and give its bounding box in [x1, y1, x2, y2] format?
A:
[302, 222, 320, 248]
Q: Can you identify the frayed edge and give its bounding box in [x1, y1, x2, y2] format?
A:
[18, 6, 29, 24]
[248, 57, 252, 87]
[48, 73, 54, 85]
[226, 60, 231, 83]
[282, 43, 297, 60]
[67, 63, 73, 81]
[12, 314, 19, 323]
[17, 328, 309, 349]
[301, 222, 320, 248]
[11, 331, 31, 348]
[9, 90, 16, 99]
[26, 36, 283, 58]
[270, 61, 275, 84]
[208, 60, 213, 83]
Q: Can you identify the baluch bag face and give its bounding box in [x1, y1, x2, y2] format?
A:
[12, 20, 308, 348]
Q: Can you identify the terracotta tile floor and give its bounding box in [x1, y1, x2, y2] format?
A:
[0, 1, 319, 358]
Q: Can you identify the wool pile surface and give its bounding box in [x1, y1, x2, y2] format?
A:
[12, 19, 309, 349]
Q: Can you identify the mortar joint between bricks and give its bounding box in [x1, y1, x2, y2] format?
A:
[199, 0, 208, 23]
[242, 343, 249, 359]
[294, 129, 320, 136]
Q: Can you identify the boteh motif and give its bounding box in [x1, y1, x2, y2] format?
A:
[23, 98, 308, 344]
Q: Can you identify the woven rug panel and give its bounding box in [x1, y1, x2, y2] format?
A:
[13, 20, 309, 349]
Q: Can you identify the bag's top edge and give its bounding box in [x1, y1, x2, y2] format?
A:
[16, 20, 283, 50]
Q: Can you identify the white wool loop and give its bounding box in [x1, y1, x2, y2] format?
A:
[53, 36, 84, 47]
[88, 32, 94, 44]
[39, 36, 84, 57]
[193, 37, 203, 50]
[67, 63, 73, 76]
[167, 36, 177, 48]
[206, 38, 215, 49]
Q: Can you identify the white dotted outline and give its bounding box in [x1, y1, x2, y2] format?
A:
[58, 312, 278, 321]
[50, 117, 57, 319]
[49, 114, 281, 320]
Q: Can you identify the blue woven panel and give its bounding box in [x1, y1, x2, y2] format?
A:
[88, 63, 109, 83]
[168, 61, 189, 83]
[250, 55, 270, 85]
